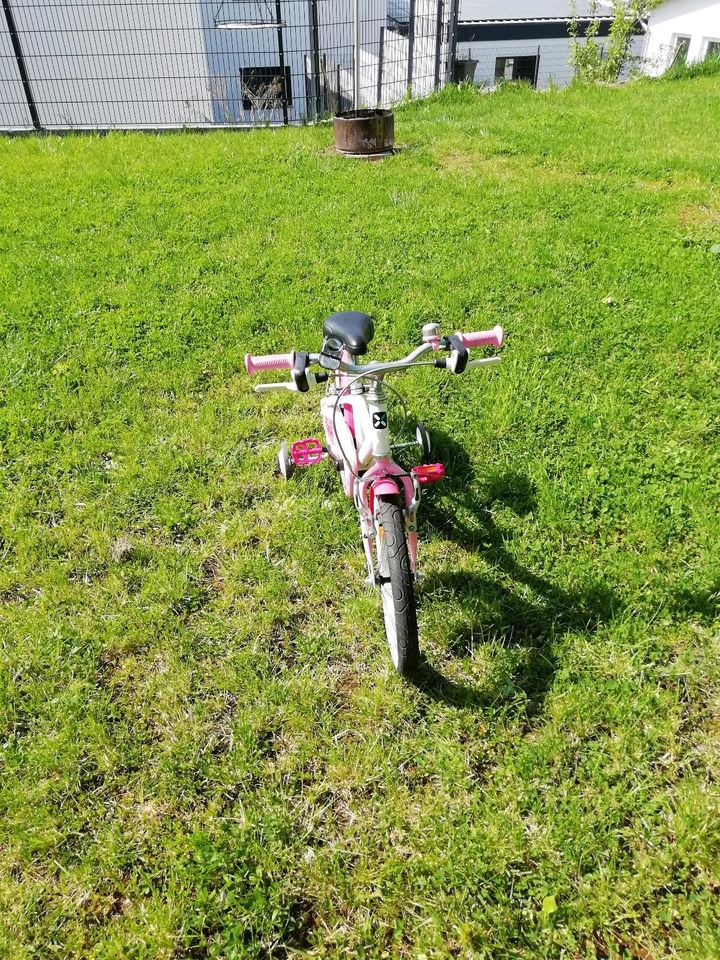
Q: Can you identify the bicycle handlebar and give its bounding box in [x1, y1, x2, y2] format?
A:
[245, 351, 295, 376]
[455, 325, 503, 349]
[245, 325, 504, 384]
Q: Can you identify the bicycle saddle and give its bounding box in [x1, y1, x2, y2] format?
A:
[322, 311, 374, 356]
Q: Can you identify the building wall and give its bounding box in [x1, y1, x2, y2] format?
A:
[642, 0, 720, 75]
[457, 34, 645, 89]
[457, 0, 652, 91]
[0, 25, 32, 129]
[0, 0, 215, 128]
[457, 36, 577, 88]
[372, 0, 445, 105]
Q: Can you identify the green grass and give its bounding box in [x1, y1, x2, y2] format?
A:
[1, 75, 719, 959]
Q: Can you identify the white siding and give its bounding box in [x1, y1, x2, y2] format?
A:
[0, 1, 214, 128]
[0, 25, 32, 128]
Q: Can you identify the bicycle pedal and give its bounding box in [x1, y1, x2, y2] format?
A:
[411, 463, 445, 485]
[290, 438, 324, 467]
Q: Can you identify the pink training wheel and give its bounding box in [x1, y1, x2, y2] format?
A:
[290, 438, 324, 467]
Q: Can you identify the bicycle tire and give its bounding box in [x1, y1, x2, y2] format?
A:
[375, 495, 420, 677]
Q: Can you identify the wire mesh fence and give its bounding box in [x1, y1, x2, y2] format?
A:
[458, 38, 648, 91]
[455, 42, 576, 91]
[0, 0, 458, 130]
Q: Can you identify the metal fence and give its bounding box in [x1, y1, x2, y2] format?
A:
[0, 0, 458, 130]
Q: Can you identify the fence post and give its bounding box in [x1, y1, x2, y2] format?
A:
[446, 0, 460, 84]
[275, 0, 289, 124]
[377, 26, 385, 107]
[320, 54, 327, 112]
[1, 0, 40, 130]
[308, 0, 321, 118]
[353, 0, 360, 108]
[434, 0, 444, 89]
[407, 0, 416, 93]
[534, 44, 540, 88]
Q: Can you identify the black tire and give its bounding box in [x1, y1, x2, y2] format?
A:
[375, 496, 419, 677]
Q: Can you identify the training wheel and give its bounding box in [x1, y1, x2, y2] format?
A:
[277, 440, 295, 480]
[416, 422, 432, 463]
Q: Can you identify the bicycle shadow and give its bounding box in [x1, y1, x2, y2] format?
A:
[406, 429, 619, 715]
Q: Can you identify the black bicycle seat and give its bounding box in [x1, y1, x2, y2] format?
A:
[322, 311, 374, 356]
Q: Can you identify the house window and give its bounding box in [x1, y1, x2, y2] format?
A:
[387, 15, 409, 36]
[671, 35, 691, 66]
[387, 0, 410, 35]
[240, 66, 292, 110]
[494, 55, 538, 87]
[705, 39, 720, 58]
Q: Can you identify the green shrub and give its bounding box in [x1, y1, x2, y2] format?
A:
[570, 0, 661, 83]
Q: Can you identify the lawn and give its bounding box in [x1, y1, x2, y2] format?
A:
[0, 74, 719, 959]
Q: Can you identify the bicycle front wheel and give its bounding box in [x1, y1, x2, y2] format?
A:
[375, 495, 419, 677]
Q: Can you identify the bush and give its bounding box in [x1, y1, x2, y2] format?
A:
[570, 0, 660, 84]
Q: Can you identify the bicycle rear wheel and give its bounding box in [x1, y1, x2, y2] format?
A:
[375, 495, 419, 677]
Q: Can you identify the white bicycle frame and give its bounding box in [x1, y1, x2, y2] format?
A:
[321, 362, 419, 585]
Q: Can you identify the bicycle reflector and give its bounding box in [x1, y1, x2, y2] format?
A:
[411, 463, 445, 485]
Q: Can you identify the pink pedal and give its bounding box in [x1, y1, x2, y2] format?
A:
[411, 463, 445, 485]
[290, 438, 324, 467]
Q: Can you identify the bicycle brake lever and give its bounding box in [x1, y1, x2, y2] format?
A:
[292, 351, 310, 392]
[443, 335, 469, 374]
[253, 370, 329, 393]
[253, 381, 299, 393]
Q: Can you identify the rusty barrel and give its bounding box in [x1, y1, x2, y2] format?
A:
[333, 109, 394, 157]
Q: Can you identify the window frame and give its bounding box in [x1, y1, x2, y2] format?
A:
[494, 54, 539, 87]
[669, 34, 692, 67]
[494, 56, 514, 82]
[703, 37, 720, 58]
[239, 65, 293, 112]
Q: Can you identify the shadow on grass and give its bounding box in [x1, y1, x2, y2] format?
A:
[408, 430, 619, 714]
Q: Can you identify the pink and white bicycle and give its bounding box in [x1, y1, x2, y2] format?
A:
[245, 312, 504, 676]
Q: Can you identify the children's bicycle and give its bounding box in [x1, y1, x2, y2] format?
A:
[245, 312, 504, 676]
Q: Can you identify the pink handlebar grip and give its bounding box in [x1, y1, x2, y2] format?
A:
[245, 351, 295, 376]
[456, 325, 504, 349]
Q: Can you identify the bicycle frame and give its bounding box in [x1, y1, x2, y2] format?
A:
[321, 351, 421, 584]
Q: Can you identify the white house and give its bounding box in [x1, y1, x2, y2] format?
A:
[637, 0, 720, 74]
[455, 0, 646, 88]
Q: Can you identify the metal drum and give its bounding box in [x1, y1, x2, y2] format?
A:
[333, 109, 395, 158]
